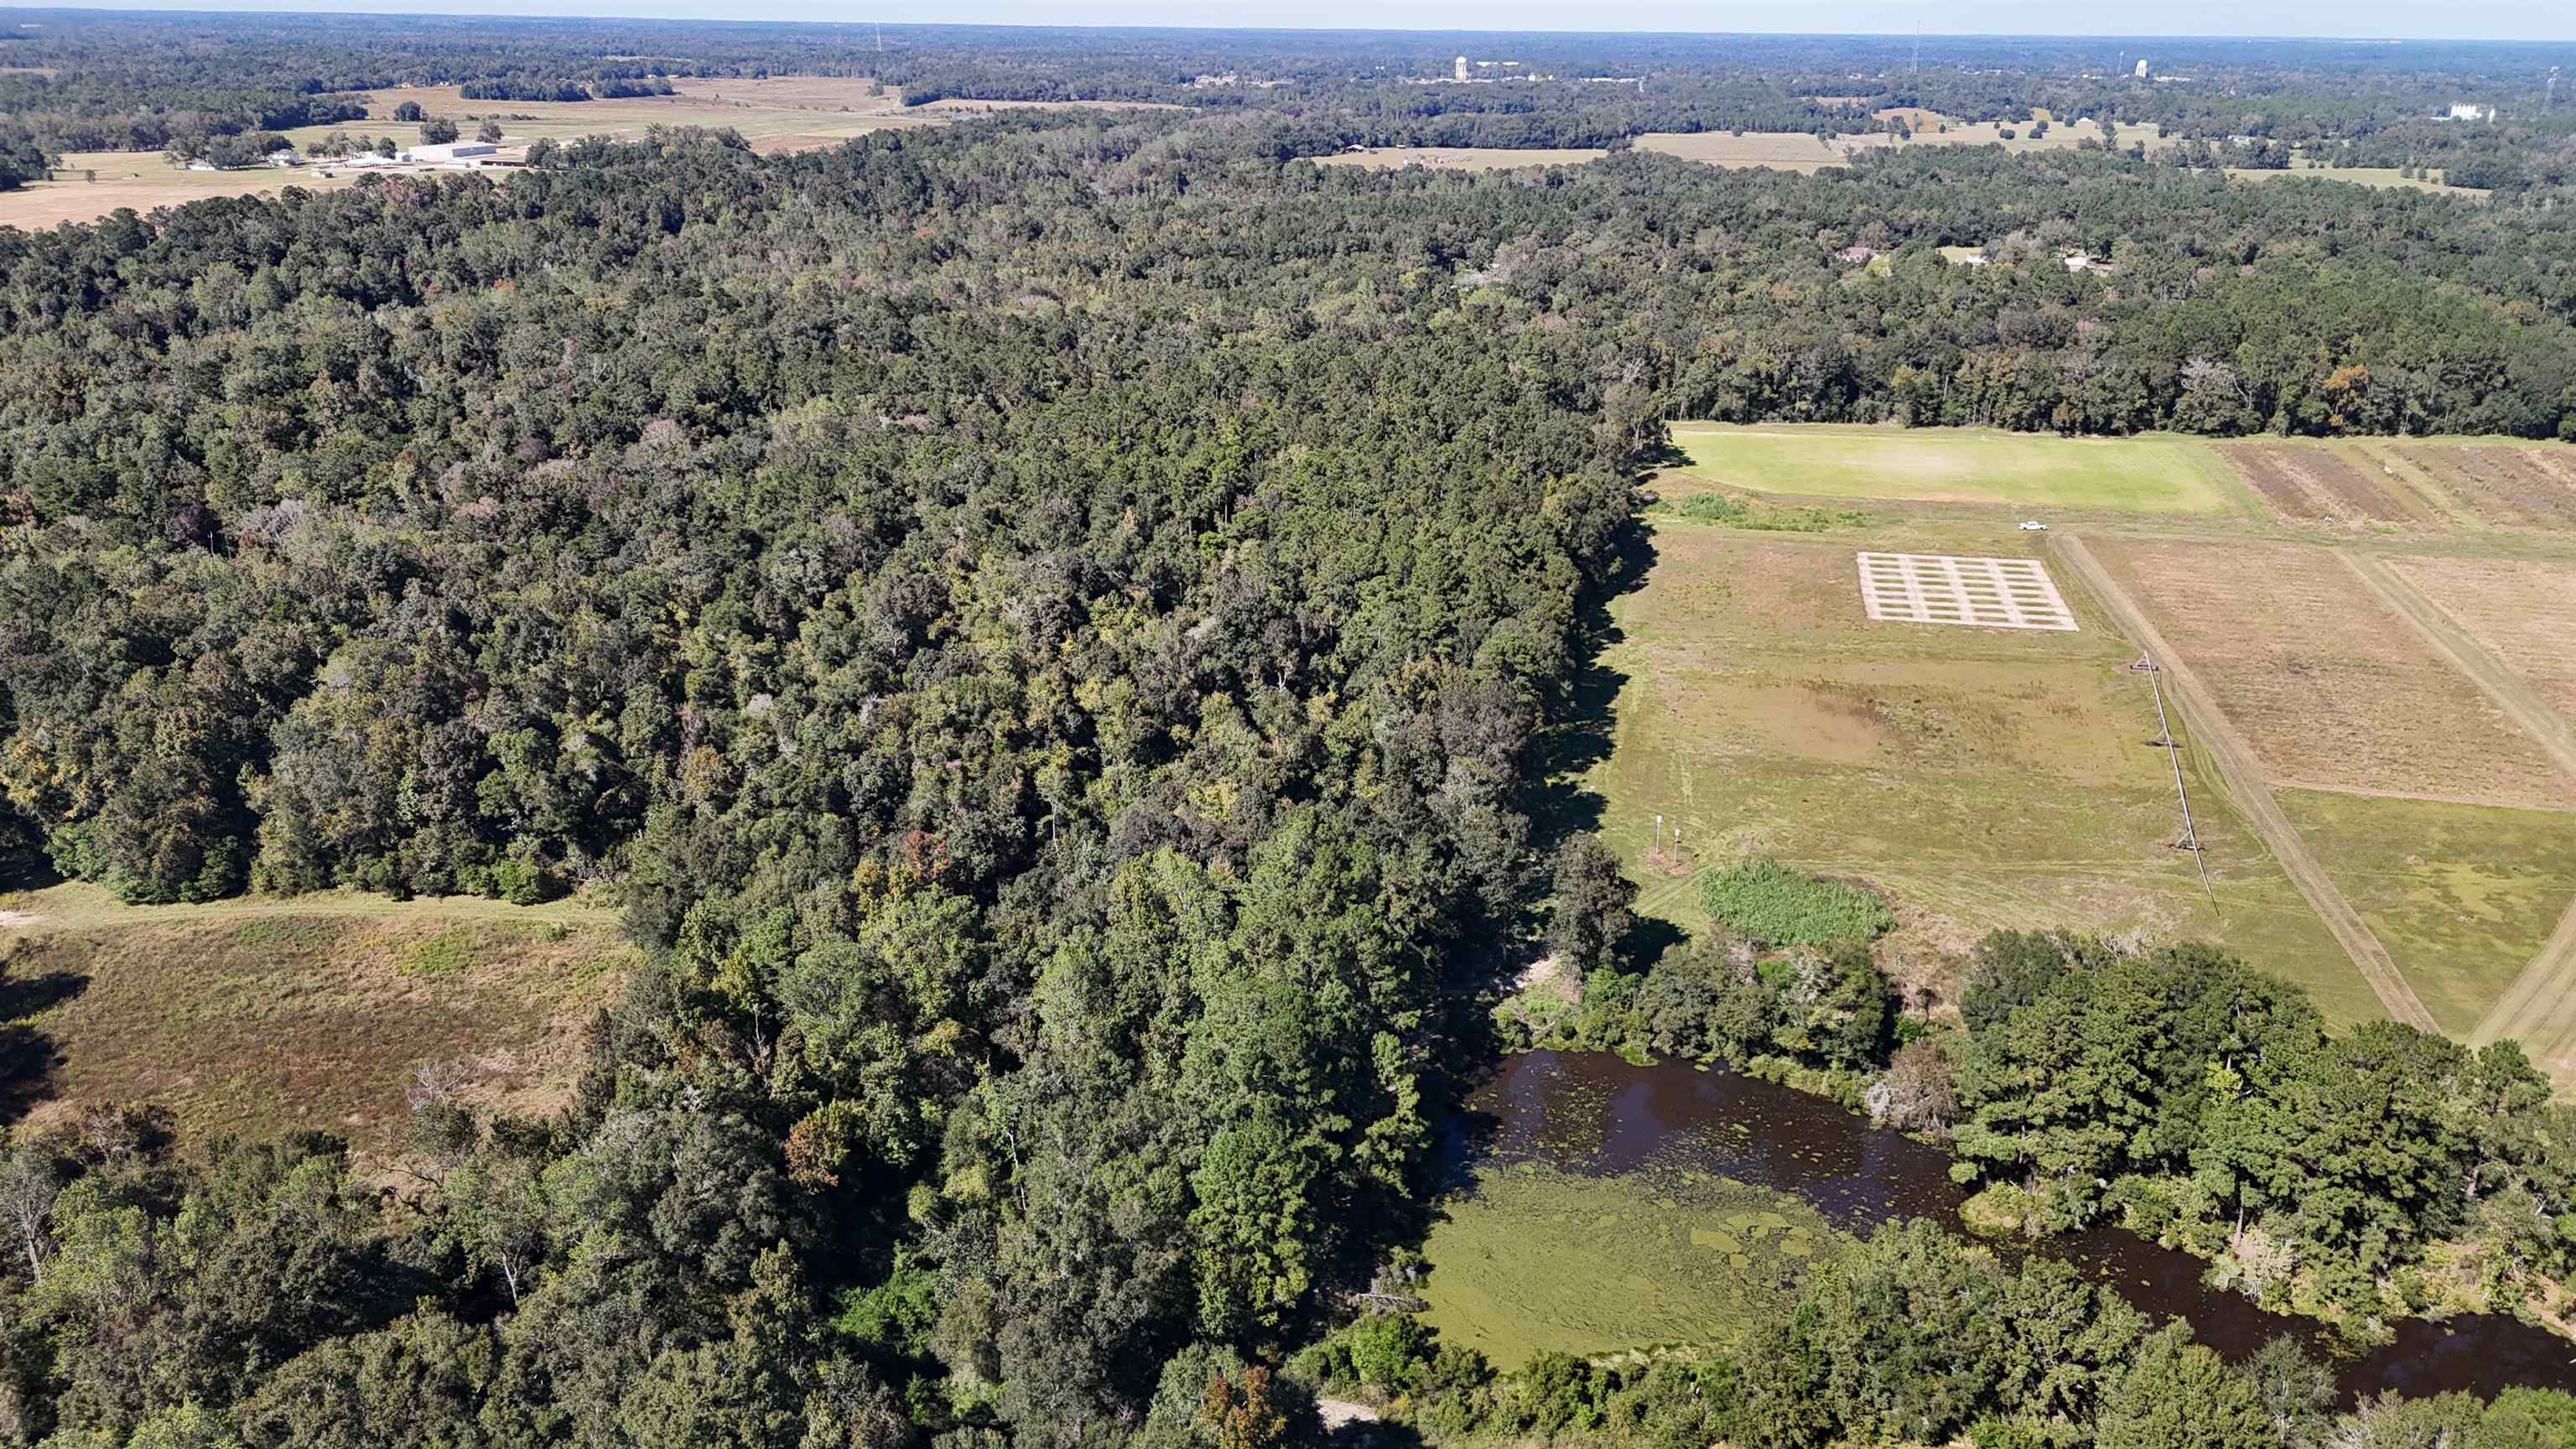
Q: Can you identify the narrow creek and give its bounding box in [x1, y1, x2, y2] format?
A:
[1453, 1050, 2576, 1401]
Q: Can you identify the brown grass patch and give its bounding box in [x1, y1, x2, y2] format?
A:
[0, 911, 627, 1161]
[2383, 556, 2576, 726]
[2218, 444, 2411, 524]
[2088, 537, 2576, 808]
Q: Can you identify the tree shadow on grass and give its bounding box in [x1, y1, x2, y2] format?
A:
[1524, 525, 1659, 859]
[0, 1021, 66, 1123]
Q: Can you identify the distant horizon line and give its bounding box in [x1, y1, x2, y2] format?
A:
[7, 6, 2575, 46]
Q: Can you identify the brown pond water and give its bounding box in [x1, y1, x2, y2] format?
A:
[1453, 1051, 2576, 1401]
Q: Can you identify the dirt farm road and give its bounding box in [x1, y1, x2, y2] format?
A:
[2051, 535, 2439, 1031]
[2340, 553, 2576, 1073]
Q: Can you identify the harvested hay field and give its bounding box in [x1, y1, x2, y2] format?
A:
[1317, 146, 1607, 171]
[2278, 790, 2576, 1040]
[1671, 423, 2246, 514]
[0, 886, 627, 1161]
[2383, 556, 2576, 726]
[2217, 442, 2416, 526]
[1582, 523, 2365, 1023]
[2376, 443, 2576, 530]
[2087, 537, 2576, 809]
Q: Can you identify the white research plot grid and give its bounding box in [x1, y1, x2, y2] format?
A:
[1855, 552, 2078, 631]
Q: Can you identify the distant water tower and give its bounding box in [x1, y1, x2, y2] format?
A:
[1455, 55, 1469, 82]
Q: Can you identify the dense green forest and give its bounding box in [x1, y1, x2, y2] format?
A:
[6, 13, 2576, 1446]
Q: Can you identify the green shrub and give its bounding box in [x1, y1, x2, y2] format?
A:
[1696, 857, 1893, 947]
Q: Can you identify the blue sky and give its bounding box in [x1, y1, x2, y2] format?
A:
[18, 0, 2576, 41]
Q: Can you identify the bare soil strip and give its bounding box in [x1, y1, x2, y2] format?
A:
[2051, 535, 2436, 1030]
[2219, 445, 2329, 520]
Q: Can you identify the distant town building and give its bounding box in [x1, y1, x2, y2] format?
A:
[2447, 102, 2496, 121]
[1454, 55, 1469, 82]
[2133, 59, 2149, 79]
[1835, 245, 1879, 264]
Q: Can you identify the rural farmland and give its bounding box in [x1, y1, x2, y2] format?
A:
[1610, 423, 2576, 1066]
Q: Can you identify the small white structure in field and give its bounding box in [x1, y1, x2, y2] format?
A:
[2446, 103, 2495, 121]
[407, 142, 499, 164]
[2019, 520, 2049, 532]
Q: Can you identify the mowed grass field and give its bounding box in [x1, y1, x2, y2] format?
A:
[1670, 424, 2253, 515]
[1420, 1160, 1837, 1367]
[2277, 791, 2576, 1040]
[1586, 517, 2371, 1023]
[0, 883, 627, 1162]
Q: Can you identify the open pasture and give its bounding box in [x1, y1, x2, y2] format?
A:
[2226, 164, 2487, 198]
[2279, 790, 2576, 1040]
[2085, 537, 2576, 810]
[2383, 556, 2576, 728]
[1636, 112, 2165, 173]
[1317, 145, 1608, 171]
[0, 883, 626, 1162]
[1671, 423, 2247, 514]
[275, 81, 947, 151]
[0, 152, 376, 229]
[1586, 522, 2366, 1021]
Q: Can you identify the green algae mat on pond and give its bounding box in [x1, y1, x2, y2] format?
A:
[1417, 1159, 1844, 1367]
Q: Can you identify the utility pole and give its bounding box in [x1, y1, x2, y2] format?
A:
[2137, 656, 2216, 910]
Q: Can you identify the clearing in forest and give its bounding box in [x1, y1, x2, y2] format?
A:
[3, 79, 951, 230]
[0, 882, 627, 1164]
[1580, 519, 2365, 1024]
[2083, 537, 2576, 810]
[1670, 424, 2248, 514]
[1315, 146, 1609, 171]
[1634, 112, 2167, 173]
